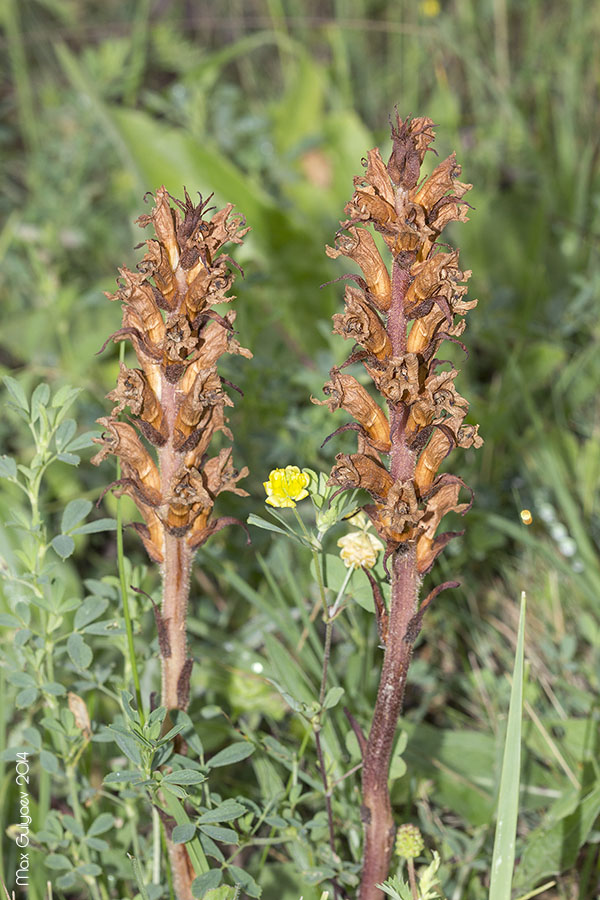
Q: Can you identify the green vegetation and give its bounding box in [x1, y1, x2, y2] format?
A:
[1, 1, 599, 898]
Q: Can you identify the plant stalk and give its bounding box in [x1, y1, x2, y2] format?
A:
[359, 261, 420, 900]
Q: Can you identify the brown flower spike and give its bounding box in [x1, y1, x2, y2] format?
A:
[316, 115, 482, 899]
[92, 187, 250, 900]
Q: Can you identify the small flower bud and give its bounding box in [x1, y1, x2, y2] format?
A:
[395, 823, 425, 860]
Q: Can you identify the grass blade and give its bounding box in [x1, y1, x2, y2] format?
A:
[489, 592, 527, 900]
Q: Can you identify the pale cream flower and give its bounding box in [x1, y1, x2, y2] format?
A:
[337, 530, 384, 570]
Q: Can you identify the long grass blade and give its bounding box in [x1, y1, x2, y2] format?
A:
[489, 592, 527, 900]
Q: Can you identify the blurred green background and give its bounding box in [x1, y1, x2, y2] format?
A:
[2, 0, 600, 617]
[1, 0, 600, 896]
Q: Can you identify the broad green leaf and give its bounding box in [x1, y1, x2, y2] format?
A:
[103, 769, 141, 784]
[16, 687, 39, 707]
[197, 800, 246, 825]
[0, 456, 17, 479]
[76, 863, 102, 877]
[111, 106, 281, 241]
[110, 730, 142, 767]
[45, 854, 72, 871]
[67, 633, 93, 669]
[87, 813, 115, 837]
[489, 593, 526, 900]
[264, 633, 315, 707]
[54, 418, 77, 452]
[3, 376, 29, 411]
[0, 612, 21, 628]
[57, 452, 80, 466]
[199, 825, 238, 844]
[206, 742, 255, 769]
[513, 782, 600, 890]
[74, 596, 109, 629]
[40, 750, 60, 775]
[323, 686, 344, 710]
[172, 823, 196, 844]
[163, 769, 206, 785]
[30, 383, 50, 422]
[191, 870, 222, 897]
[72, 518, 117, 535]
[51, 534, 75, 559]
[61, 498, 93, 534]
[227, 864, 262, 897]
[51, 385, 81, 410]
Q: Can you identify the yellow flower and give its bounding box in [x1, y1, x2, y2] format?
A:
[264, 466, 310, 508]
[337, 531, 384, 570]
[420, 0, 441, 17]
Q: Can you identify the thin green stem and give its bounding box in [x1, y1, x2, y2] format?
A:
[152, 806, 161, 884]
[116, 343, 145, 725]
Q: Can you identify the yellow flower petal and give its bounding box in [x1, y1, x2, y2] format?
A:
[263, 466, 310, 508]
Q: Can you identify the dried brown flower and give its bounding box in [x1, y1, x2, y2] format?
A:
[318, 113, 482, 899]
[93, 186, 250, 900]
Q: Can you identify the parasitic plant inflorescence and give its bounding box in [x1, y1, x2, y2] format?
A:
[92, 187, 250, 899]
[315, 114, 482, 899]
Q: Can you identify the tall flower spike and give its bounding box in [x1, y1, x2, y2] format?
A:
[92, 187, 250, 900]
[317, 114, 482, 900]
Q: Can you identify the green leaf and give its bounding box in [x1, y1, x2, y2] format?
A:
[0, 455, 17, 479]
[61, 498, 93, 534]
[67, 633, 93, 669]
[51, 385, 81, 410]
[323, 686, 344, 709]
[16, 687, 39, 707]
[57, 452, 81, 466]
[191, 870, 222, 897]
[207, 742, 255, 769]
[172, 823, 196, 844]
[56, 873, 77, 891]
[54, 418, 77, 452]
[76, 863, 102, 877]
[227, 864, 262, 897]
[513, 782, 600, 889]
[87, 813, 115, 837]
[85, 837, 109, 852]
[197, 800, 246, 825]
[110, 731, 143, 767]
[42, 681, 67, 696]
[3, 376, 29, 411]
[489, 593, 526, 900]
[51, 534, 75, 559]
[204, 889, 237, 900]
[162, 769, 206, 785]
[246, 513, 291, 538]
[72, 518, 117, 534]
[74, 596, 109, 629]
[199, 825, 238, 844]
[40, 750, 60, 775]
[62, 815, 84, 839]
[45, 854, 73, 871]
[7, 671, 36, 688]
[0, 612, 21, 628]
[30, 383, 50, 422]
[264, 633, 315, 707]
[65, 431, 97, 451]
[103, 769, 141, 784]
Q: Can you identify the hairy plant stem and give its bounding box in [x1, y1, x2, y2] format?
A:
[359, 262, 420, 900]
[157, 376, 196, 900]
